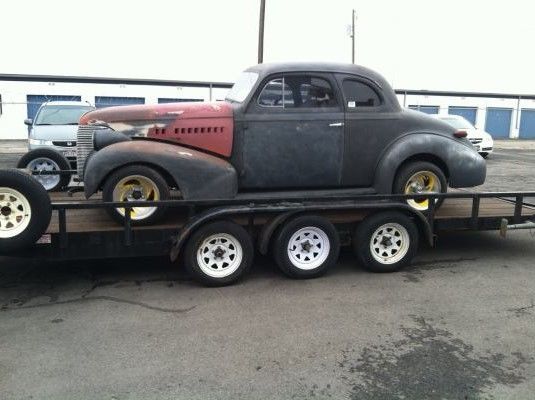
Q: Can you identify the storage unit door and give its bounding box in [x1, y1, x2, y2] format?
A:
[519, 109, 535, 139]
[26, 95, 82, 120]
[485, 108, 512, 139]
[95, 96, 145, 108]
[448, 106, 477, 125]
[408, 105, 439, 114]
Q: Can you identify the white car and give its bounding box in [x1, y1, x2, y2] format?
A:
[434, 114, 493, 158]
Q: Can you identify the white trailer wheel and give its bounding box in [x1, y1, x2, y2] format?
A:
[0, 188, 32, 239]
[287, 226, 331, 270]
[27, 158, 61, 191]
[369, 223, 410, 265]
[196, 233, 244, 278]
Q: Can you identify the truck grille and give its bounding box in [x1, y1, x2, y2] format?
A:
[76, 125, 97, 179]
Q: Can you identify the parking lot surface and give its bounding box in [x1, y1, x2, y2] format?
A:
[1, 142, 535, 399]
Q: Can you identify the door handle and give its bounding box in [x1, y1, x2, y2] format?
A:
[329, 122, 344, 127]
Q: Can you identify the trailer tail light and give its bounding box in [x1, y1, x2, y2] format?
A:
[453, 129, 468, 138]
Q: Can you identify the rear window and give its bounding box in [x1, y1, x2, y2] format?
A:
[342, 80, 381, 109]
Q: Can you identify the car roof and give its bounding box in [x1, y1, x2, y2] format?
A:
[245, 62, 389, 88]
[40, 101, 94, 107]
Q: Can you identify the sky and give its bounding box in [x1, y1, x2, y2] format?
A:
[1, 0, 534, 94]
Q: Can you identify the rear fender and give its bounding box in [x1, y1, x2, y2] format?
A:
[373, 132, 486, 193]
[83, 140, 237, 199]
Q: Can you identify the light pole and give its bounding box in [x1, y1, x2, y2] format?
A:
[351, 9, 356, 64]
[258, 0, 266, 64]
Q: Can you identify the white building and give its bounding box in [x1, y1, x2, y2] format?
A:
[1, 74, 535, 140]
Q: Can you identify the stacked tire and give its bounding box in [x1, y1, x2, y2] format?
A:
[0, 169, 52, 253]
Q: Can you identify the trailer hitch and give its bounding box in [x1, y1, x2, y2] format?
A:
[500, 218, 535, 237]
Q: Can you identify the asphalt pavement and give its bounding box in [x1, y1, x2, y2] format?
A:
[1, 143, 535, 399]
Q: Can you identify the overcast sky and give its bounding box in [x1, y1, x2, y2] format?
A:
[1, 0, 533, 94]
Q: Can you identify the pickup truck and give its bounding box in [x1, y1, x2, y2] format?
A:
[76, 62, 486, 225]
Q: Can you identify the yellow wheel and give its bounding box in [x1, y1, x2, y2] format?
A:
[394, 161, 447, 211]
[103, 165, 170, 225]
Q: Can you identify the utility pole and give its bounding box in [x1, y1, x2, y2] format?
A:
[351, 9, 356, 64]
[258, 0, 266, 64]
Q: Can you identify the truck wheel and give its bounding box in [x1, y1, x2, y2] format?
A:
[273, 215, 340, 279]
[394, 161, 447, 211]
[102, 165, 170, 225]
[184, 221, 254, 286]
[353, 211, 418, 273]
[17, 148, 71, 192]
[0, 169, 52, 252]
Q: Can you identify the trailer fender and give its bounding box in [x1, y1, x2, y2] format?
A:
[373, 133, 486, 193]
[83, 140, 238, 200]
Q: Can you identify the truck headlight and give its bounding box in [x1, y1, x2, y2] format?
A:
[29, 138, 54, 146]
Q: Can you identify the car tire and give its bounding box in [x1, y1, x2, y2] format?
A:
[184, 220, 254, 286]
[17, 148, 71, 192]
[273, 215, 340, 279]
[102, 165, 170, 226]
[0, 169, 52, 253]
[394, 161, 447, 211]
[353, 211, 419, 273]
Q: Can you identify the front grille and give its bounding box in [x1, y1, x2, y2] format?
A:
[469, 138, 482, 144]
[52, 141, 76, 147]
[76, 125, 97, 179]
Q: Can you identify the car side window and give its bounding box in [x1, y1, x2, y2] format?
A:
[342, 79, 381, 109]
[257, 75, 338, 109]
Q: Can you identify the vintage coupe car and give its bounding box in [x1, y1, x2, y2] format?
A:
[76, 62, 486, 224]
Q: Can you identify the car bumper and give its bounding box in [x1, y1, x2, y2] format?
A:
[469, 137, 494, 155]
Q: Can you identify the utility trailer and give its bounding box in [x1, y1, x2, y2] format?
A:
[1, 168, 534, 286]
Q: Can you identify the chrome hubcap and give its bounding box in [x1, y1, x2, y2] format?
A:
[27, 158, 61, 190]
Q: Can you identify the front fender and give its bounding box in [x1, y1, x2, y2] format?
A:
[83, 140, 238, 199]
[373, 133, 486, 193]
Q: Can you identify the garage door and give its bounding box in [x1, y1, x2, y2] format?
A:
[26, 95, 82, 120]
[448, 106, 477, 125]
[408, 105, 439, 114]
[158, 98, 203, 103]
[485, 108, 512, 139]
[95, 96, 145, 108]
[519, 109, 535, 139]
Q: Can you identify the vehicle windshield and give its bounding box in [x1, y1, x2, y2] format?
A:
[225, 72, 259, 103]
[440, 117, 474, 130]
[35, 105, 95, 125]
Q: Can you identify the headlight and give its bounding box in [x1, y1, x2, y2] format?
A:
[29, 138, 54, 146]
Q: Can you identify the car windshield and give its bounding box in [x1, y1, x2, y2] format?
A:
[225, 72, 259, 103]
[35, 105, 94, 125]
[440, 117, 474, 130]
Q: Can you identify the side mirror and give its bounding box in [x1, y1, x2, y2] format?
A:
[24, 118, 33, 126]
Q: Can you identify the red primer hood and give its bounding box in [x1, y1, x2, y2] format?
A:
[80, 101, 234, 157]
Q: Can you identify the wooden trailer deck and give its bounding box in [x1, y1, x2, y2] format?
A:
[44, 193, 535, 235]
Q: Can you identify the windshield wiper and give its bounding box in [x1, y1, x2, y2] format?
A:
[35, 123, 53, 125]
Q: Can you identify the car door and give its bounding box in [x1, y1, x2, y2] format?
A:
[239, 73, 345, 189]
[336, 74, 399, 187]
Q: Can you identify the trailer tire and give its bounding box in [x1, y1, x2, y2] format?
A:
[0, 169, 52, 252]
[17, 148, 71, 192]
[184, 221, 254, 286]
[354, 211, 418, 273]
[102, 165, 170, 226]
[273, 215, 340, 279]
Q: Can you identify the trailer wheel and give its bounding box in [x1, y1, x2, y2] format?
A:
[184, 221, 254, 286]
[0, 169, 52, 252]
[17, 148, 71, 191]
[394, 161, 447, 211]
[354, 211, 418, 273]
[273, 215, 340, 279]
[102, 165, 170, 225]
